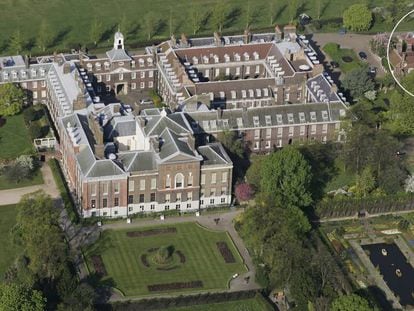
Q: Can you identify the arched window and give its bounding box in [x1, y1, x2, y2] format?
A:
[175, 173, 184, 188]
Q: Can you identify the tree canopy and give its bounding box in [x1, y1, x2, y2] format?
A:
[343, 4, 372, 32]
[0, 283, 45, 311]
[342, 67, 375, 99]
[331, 294, 374, 311]
[0, 83, 25, 116]
[260, 146, 312, 209]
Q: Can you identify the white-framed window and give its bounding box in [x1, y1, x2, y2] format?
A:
[166, 175, 171, 188]
[300, 125, 305, 136]
[165, 194, 170, 203]
[176, 193, 182, 202]
[221, 197, 226, 203]
[211, 173, 217, 184]
[140, 71, 145, 78]
[266, 141, 271, 149]
[33, 92, 38, 99]
[149, 70, 154, 78]
[114, 182, 120, 194]
[175, 173, 184, 188]
[148, 81, 153, 88]
[187, 192, 192, 201]
[140, 82, 145, 89]
[277, 139, 282, 147]
[119, 73, 123, 80]
[106, 74, 111, 82]
[222, 172, 228, 183]
[245, 66, 250, 75]
[254, 141, 259, 150]
[201, 174, 206, 185]
[97, 75, 102, 82]
[91, 184, 97, 196]
[322, 124, 328, 133]
[188, 173, 193, 186]
[41, 81, 46, 87]
[254, 129, 260, 139]
[151, 178, 157, 190]
[41, 90, 46, 98]
[140, 179, 145, 191]
[32, 81, 38, 88]
[131, 61, 136, 68]
[128, 180, 134, 192]
[103, 183, 108, 195]
[104, 62, 110, 70]
[266, 128, 271, 138]
[311, 124, 317, 134]
[131, 83, 136, 90]
[131, 72, 136, 79]
[288, 126, 294, 137]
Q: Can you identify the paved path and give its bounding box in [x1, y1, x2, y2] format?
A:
[103, 209, 261, 301]
[310, 33, 386, 78]
[0, 162, 60, 205]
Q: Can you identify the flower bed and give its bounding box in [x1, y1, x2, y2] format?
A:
[176, 250, 186, 263]
[148, 281, 203, 292]
[126, 227, 177, 238]
[141, 254, 150, 267]
[91, 255, 107, 276]
[216, 241, 236, 263]
[156, 266, 179, 271]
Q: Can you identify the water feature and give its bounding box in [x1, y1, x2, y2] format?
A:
[362, 243, 414, 307]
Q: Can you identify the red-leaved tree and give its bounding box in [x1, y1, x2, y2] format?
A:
[235, 183, 254, 202]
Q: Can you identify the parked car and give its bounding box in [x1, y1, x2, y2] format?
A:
[359, 51, 368, 60]
[369, 66, 377, 76]
[338, 28, 347, 35]
[331, 61, 339, 68]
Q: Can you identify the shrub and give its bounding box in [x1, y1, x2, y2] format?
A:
[29, 123, 42, 140]
[235, 183, 254, 202]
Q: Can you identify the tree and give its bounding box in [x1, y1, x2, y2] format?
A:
[315, 0, 323, 20]
[143, 12, 159, 40]
[217, 130, 244, 159]
[235, 183, 254, 202]
[331, 294, 373, 311]
[0, 283, 45, 311]
[189, 4, 205, 35]
[57, 282, 97, 311]
[90, 18, 104, 46]
[243, 0, 255, 29]
[9, 30, 24, 54]
[343, 4, 372, 32]
[14, 191, 68, 280]
[355, 166, 376, 197]
[260, 146, 312, 209]
[0, 83, 25, 116]
[288, 0, 299, 24]
[342, 67, 375, 99]
[37, 20, 53, 52]
[268, 1, 277, 26]
[29, 122, 43, 140]
[245, 155, 266, 191]
[211, 1, 228, 32]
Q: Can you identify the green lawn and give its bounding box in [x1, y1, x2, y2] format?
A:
[84, 222, 247, 297]
[0, 205, 21, 280]
[0, 114, 34, 160]
[0, 168, 43, 190]
[166, 294, 273, 311]
[323, 43, 363, 74]
[0, 0, 410, 56]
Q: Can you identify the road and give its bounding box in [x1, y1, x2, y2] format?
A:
[0, 161, 60, 206]
[310, 33, 385, 78]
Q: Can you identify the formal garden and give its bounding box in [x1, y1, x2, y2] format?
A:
[323, 42, 364, 74]
[84, 222, 246, 297]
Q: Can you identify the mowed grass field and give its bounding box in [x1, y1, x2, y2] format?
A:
[0, 114, 34, 160]
[84, 222, 247, 297]
[0, 0, 394, 55]
[0, 205, 21, 280]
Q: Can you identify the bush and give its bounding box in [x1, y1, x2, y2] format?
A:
[29, 123, 42, 140]
[48, 159, 79, 224]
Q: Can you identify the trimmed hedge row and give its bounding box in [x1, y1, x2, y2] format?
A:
[98, 291, 272, 311]
[315, 193, 414, 219]
[48, 158, 79, 224]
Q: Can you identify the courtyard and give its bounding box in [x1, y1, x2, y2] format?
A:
[84, 222, 247, 297]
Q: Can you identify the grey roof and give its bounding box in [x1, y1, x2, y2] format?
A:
[87, 160, 125, 178]
[119, 151, 157, 172]
[104, 116, 136, 140]
[77, 146, 96, 175]
[198, 143, 232, 166]
[106, 48, 132, 62]
[186, 102, 348, 133]
[159, 128, 196, 160]
[142, 113, 191, 136]
[307, 74, 342, 103]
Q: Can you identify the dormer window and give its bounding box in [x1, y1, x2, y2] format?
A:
[256, 89, 262, 97]
[244, 52, 250, 61]
[241, 90, 247, 98]
[87, 63, 93, 70]
[287, 113, 294, 123]
[265, 115, 271, 126]
[31, 69, 37, 77]
[104, 62, 110, 70]
[203, 56, 209, 64]
[139, 59, 145, 67]
[3, 72, 9, 80]
[12, 71, 17, 79]
[214, 55, 219, 63]
[299, 112, 306, 123]
[253, 116, 260, 127]
[95, 62, 101, 70]
[131, 60, 136, 68]
[253, 52, 259, 60]
[21, 70, 26, 79]
[234, 53, 240, 61]
[40, 68, 45, 76]
[276, 114, 283, 124]
[249, 89, 254, 98]
[224, 54, 230, 62]
[322, 110, 329, 121]
[310, 112, 317, 122]
[192, 56, 198, 65]
[263, 88, 269, 97]
[237, 118, 243, 127]
[231, 90, 236, 99]
[147, 58, 153, 65]
[222, 119, 229, 127]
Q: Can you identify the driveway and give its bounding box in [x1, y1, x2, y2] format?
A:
[310, 33, 385, 78]
[0, 162, 60, 206]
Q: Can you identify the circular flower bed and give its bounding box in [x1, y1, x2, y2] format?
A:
[140, 246, 186, 271]
[342, 56, 353, 63]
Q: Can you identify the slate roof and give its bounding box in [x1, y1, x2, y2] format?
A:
[306, 74, 342, 103]
[158, 128, 197, 161]
[104, 115, 136, 140]
[142, 113, 192, 136]
[198, 143, 232, 166]
[119, 151, 158, 172]
[87, 159, 125, 177]
[106, 48, 132, 62]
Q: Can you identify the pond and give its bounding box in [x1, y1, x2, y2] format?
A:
[342, 56, 353, 63]
[362, 243, 414, 307]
